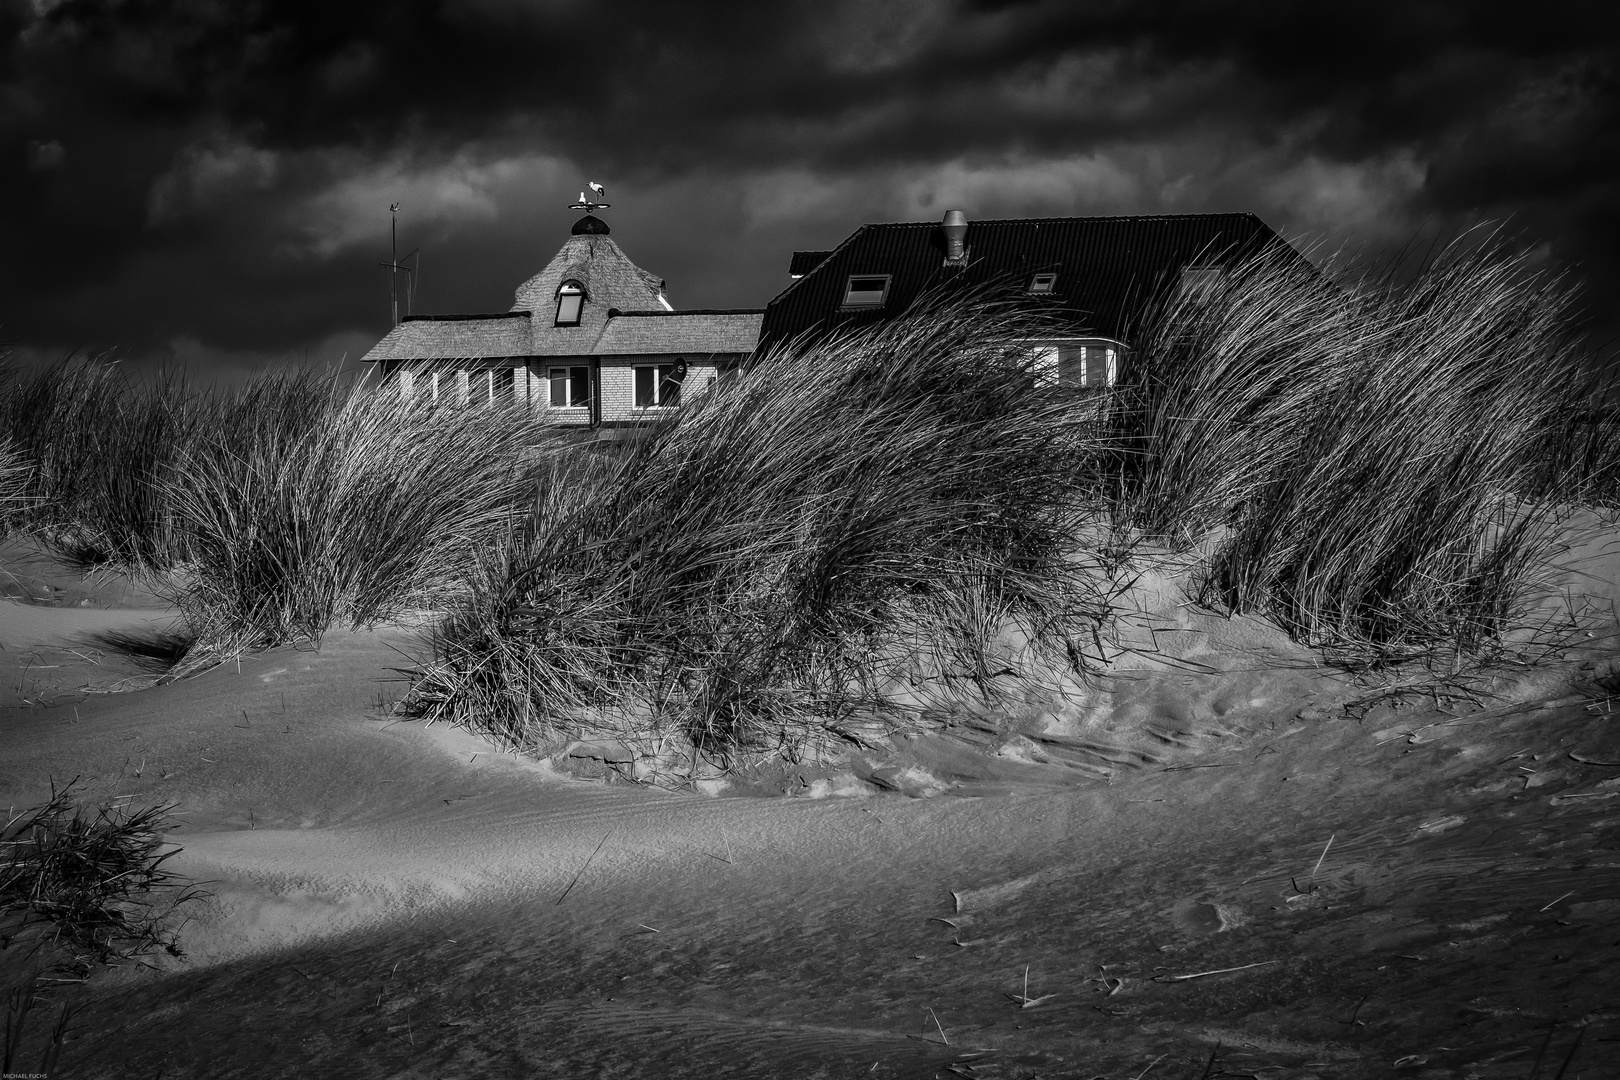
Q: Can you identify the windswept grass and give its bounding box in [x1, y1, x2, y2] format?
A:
[1, 779, 203, 980]
[403, 296, 1122, 765]
[164, 379, 555, 669]
[0, 361, 559, 669]
[1113, 227, 1595, 665]
[0, 360, 208, 571]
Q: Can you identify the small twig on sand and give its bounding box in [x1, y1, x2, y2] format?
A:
[1552, 1024, 1586, 1080]
[1311, 834, 1335, 879]
[1155, 960, 1278, 982]
[556, 831, 612, 905]
[637, 924, 660, 934]
[928, 1008, 949, 1046]
[1131, 1053, 1166, 1079]
[1539, 890, 1575, 912]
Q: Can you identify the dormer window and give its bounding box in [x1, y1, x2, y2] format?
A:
[1029, 272, 1058, 295]
[555, 281, 584, 326]
[842, 275, 891, 308]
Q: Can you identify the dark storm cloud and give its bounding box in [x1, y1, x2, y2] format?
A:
[2, 0, 1617, 369]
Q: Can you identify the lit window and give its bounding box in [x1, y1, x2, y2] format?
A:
[634, 361, 686, 407]
[555, 281, 584, 326]
[842, 275, 891, 307]
[549, 366, 590, 407]
[1179, 265, 1223, 303]
[1029, 272, 1058, 294]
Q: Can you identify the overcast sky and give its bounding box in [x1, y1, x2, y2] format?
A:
[2, 0, 1616, 374]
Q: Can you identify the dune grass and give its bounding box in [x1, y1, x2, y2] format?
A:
[162, 377, 556, 669]
[0, 359, 209, 571]
[1110, 228, 1597, 666]
[0, 779, 203, 980]
[0, 360, 559, 668]
[402, 297, 1122, 764]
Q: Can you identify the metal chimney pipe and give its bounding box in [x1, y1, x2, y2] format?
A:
[941, 209, 968, 260]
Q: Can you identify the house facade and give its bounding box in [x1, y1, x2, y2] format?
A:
[361, 212, 762, 430]
[761, 211, 1300, 388]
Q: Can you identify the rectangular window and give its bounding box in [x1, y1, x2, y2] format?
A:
[1032, 346, 1060, 389]
[1179, 265, 1223, 303]
[1029, 272, 1058, 294]
[1082, 346, 1116, 387]
[492, 367, 515, 402]
[842, 275, 891, 307]
[634, 363, 686, 407]
[549, 366, 590, 407]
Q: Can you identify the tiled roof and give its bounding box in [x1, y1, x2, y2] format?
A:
[761, 213, 1298, 346]
[593, 310, 764, 356]
[359, 313, 534, 363]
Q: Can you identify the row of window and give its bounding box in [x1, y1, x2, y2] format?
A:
[837, 265, 1221, 309]
[549, 364, 686, 408]
[840, 270, 1060, 309]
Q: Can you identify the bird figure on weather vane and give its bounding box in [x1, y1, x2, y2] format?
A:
[570, 181, 611, 214]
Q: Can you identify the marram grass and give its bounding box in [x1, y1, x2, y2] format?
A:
[1112, 226, 1598, 665]
[402, 295, 1124, 765]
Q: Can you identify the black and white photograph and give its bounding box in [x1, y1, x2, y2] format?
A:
[2, 2, 1618, 1076]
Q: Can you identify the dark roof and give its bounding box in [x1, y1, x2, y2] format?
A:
[789, 250, 834, 277]
[761, 213, 1298, 346]
[571, 214, 611, 235]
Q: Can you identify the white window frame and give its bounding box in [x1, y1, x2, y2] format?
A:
[548, 365, 591, 408]
[841, 274, 892, 308]
[633, 362, 685, 408]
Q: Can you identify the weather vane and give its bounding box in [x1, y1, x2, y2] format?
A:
[569, 181, 611, 214]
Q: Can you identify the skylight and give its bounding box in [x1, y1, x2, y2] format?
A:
[842, 275, 891, 307]
[1029, 272, 1058, 294]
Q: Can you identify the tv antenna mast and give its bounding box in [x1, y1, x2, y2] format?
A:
[381, 202, 420, 326]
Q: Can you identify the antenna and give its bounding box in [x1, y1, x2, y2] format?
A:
[380, 203, 420, 326]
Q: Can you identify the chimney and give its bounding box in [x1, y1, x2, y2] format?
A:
[941, 209, 968, 262]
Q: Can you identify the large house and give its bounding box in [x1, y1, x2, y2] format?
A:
[363, 203, 1300, 418]
[761, 211, 1299, 387]
[361, 211, 762, 430]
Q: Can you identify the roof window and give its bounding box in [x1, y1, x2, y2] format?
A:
[842, 275, 891, 308]
[1029, 272, 1058, 295]
[1178, 265, 1224, 304]
[555, 281, 584, 326]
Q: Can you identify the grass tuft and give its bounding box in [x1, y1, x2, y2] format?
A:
[1, 779, 205, 979]
[162, 375, 555, 669]
[1112, 226, 1595, 666]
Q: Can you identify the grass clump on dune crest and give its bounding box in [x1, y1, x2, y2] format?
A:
[1114, 227, 1597, 665]
[0, 359, 208, 570]
[0, 360, 559, 670]
[403, 296, 1122, 766]
[163, 376, 556, 670]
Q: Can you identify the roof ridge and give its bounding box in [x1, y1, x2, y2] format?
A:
[861, 212, 1262, 229]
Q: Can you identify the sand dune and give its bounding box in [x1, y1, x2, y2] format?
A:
[4, 523, 1620, 1077]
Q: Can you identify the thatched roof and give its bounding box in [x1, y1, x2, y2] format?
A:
[361, 228, 762, 365]
[360, 313, 533, 363]
[593, 310, 764, 356]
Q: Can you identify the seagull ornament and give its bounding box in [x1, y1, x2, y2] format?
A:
[568, 182, 612, 214]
